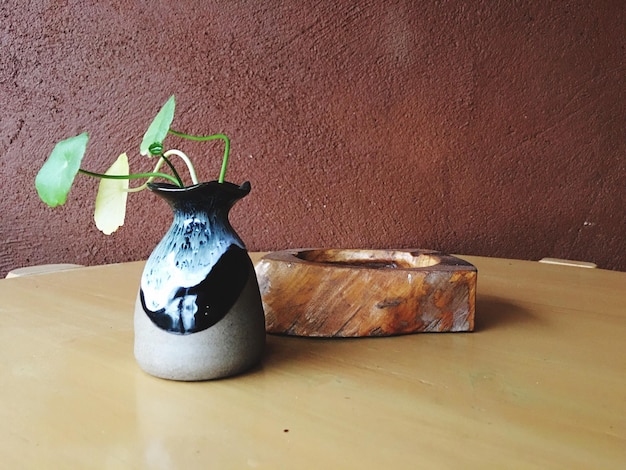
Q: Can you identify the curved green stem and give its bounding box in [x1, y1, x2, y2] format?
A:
[159, 155, 184, 187]
[169, 129, 230, 183]
[79, 168, 180, 185]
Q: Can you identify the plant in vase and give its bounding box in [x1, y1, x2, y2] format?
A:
[35, 96, 265, 381]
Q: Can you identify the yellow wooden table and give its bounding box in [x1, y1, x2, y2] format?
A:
[1, 254, 624, 468]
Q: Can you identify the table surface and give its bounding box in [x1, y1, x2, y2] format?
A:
[1, 253, 624, 468]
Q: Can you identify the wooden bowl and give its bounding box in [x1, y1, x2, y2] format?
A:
[255, 249, 477, 337]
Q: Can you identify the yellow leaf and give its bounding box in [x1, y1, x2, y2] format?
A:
[94, 153, 129, 235]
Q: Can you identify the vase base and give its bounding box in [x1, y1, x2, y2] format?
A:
[133, 266, 266, 381]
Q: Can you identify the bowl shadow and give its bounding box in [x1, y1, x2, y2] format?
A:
[474, 295, 535, 332]
[242, 294, 535, 377]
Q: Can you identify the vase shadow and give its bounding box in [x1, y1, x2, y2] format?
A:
[242, 334, 316, 376]
[474, 295, 534, 332]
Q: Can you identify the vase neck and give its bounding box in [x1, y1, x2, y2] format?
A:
[149, 180, 251, 248]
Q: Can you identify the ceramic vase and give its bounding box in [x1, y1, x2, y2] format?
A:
[134, 180, 265, 381]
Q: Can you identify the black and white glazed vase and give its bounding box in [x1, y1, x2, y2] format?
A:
[134, 180, 265, 381]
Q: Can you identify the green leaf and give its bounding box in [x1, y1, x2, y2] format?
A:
[35, 133, 89, 207]
[94, 153, 129, 235]
[140, 95, 175, 156]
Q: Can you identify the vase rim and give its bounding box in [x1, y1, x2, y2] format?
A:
[147, 180, 251, 195]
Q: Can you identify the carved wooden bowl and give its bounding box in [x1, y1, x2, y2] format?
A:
[255, 249, 477, 337]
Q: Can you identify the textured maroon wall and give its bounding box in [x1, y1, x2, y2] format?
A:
[1, 0, 625, 275]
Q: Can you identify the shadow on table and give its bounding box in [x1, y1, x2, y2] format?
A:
[237, 333, 326, 377]
[474, 295, 534, 332]
[242, 296, 533, 377]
